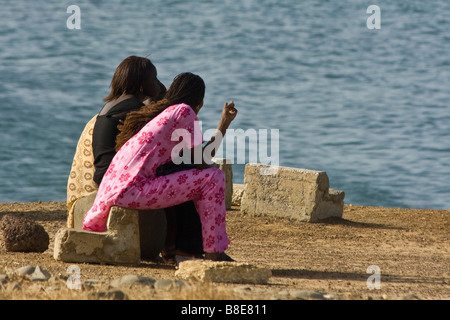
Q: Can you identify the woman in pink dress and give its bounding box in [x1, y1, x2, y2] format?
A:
[83, 73, 237, 261]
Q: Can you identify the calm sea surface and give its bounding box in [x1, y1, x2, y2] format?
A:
[0, 0, 449, 209]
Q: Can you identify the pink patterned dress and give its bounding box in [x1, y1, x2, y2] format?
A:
[82, 103, 229, 253]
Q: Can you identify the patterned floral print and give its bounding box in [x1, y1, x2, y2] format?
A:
[82, 104, 229, 253]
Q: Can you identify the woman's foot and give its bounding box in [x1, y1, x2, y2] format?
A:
[204, 252, 235, 262]
[160, 248, 176, 266]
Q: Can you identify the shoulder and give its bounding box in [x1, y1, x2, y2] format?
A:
[165, 103, 196, 118]
[99, 97, 143, 117]
[166, 103, 191, 112]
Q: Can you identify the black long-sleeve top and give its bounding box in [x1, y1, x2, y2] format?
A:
[92, 97, 143, 186]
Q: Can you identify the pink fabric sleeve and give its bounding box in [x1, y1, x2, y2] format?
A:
[170, 104, 204, 149]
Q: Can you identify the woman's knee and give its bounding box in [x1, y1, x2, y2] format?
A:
[204, 167, 225, 184]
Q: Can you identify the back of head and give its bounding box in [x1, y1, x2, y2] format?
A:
[115, 72, 205, 151]
[104, 55, 158, 102]
[164, 72, 205, 108]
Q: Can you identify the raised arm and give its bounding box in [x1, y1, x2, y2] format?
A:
[195, 100, 238, 168]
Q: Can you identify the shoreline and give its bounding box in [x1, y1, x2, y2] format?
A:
[2, 199, 448, 211]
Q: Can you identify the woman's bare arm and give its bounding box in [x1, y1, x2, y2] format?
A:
[193, 101, 237, 168]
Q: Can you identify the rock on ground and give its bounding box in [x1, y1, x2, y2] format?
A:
[110, 274, 156, 288]
[0, 214, 49, 252]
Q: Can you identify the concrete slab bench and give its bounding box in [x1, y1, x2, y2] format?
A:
[240, 164, 345, 222]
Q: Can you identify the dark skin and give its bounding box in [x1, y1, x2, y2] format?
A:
[192, 100, 238, 168]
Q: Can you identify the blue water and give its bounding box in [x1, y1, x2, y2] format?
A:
[0, 0, 449, 209]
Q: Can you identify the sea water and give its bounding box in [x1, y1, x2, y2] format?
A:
[0, 0, 449, 209]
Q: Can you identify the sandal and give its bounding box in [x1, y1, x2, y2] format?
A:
[161, 249, 177, 266]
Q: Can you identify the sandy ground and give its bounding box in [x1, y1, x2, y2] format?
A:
[0, 200, 448, 300]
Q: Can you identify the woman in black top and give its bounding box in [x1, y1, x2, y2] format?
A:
[92, 56, 165, 186]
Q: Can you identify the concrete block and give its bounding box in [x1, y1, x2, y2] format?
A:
[54, 206, 141, 265]
[240, 163, 344, 222]
[175, 260, 272, 284]
[232, 184, 245, 206]
[73, 192, 97, 230]
[71, 192, 167, 261]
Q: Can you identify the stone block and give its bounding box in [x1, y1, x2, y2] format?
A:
[175, 260, 272, 284]
[240, 164, 345, 222]
[54, 206, 141, 265]
[232, 184, 245, 206]
[71, 192, 167, 260]
[73, 192, 97, 230]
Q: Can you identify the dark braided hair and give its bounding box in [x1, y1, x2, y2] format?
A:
[115, 72, 205, 151]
